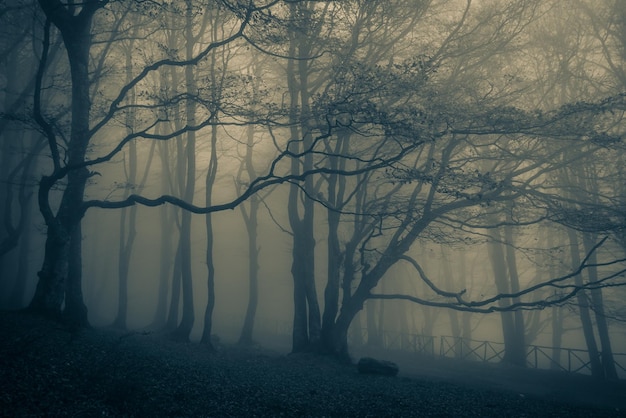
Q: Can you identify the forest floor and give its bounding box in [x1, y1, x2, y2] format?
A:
[1, 310, 625, 417]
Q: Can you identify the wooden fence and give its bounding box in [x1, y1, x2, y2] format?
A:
[350, 329, 626, 378]
[259, 321, 626, 378]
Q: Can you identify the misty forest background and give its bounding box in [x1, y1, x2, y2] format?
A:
[1, 0, 626, 380]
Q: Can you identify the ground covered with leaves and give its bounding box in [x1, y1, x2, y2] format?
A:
[1, 311, 624, 417]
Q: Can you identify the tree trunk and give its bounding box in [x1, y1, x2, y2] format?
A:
[64, 220, 88, 326]
[291, 232, 311, 352]
[153, 204, 173, 328]
[201, 122, 219, 348]
[30, 214, 69, 316]
[331, 295, 366, 360]
[9, 192, 35, 308]
[487, 229, 525, 367]
[114, 209, 130, 329]
[286, 3, 321, 352]
[173, 209, 194, 341]
[29, 2, 96, 326]
[366, 299, 382, 347]
[172, 3, 198, 341]
[459, 252, 473, 342]
[152, 124, 174, 328]
[238, 187, 260, 345]
[441, 249, 461, 345]
[583, 233, 618, 380]
[7, 132, 39, 308]
[166, 241, 182, 330]
[113, 39, 139, 330]
[547, 229, 563, 371]
[322, 207, 342, 348]
[321, 132, 349, 350]
[238, 195, 259, 345]
[567, 228, 603, 378]
[503, 219, 526, 366]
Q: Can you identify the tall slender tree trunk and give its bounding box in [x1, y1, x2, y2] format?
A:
[321, 132, 349, 350]
[238, 123, 260, 345]
[366, 299, 381, 347]
[201, 122, 218, 348]
[487, 228, 525, 367]
[503, 212, 526, 366]
[5, 131, 39, 308]
[583, 233, 618, 380]
[152, 65, 177, 327]
[547, 228, 563, 370]
[166, 242, 182, 330]
[441, 249, 461, 345]
[172, 5, 198, 340]
[153, 15, 181, 330]
[113, 38, 139, 330]
[322, 206, 342, 348]
[459, 252, 473, 342]
[114, 204, 130, 329]
[286, 3, 321, 352]
[200, 7, 230, 347]
[566, 228, 603, 378]
[298, 45, 321, 347]
[153, 202, 173, 328]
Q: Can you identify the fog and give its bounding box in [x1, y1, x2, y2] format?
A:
[1, 0, 626, 408]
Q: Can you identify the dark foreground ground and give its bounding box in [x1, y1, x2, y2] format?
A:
[1, 311, 624, 417]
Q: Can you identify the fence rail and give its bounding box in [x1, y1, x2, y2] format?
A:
[351, 329, 626, 378]
[262, 321, 625, 378]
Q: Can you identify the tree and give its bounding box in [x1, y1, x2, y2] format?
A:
[26, 0, 265, 325]
[312, 53, 626, 359]
[29, 0, 102, 324]
[7, 1, 624, 377]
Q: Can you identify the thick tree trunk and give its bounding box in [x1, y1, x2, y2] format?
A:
[328, 295, 365, 360]
[30, 3, 96, 326]
[30, 215, 70, 316]
[64, 220, 88, 326]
